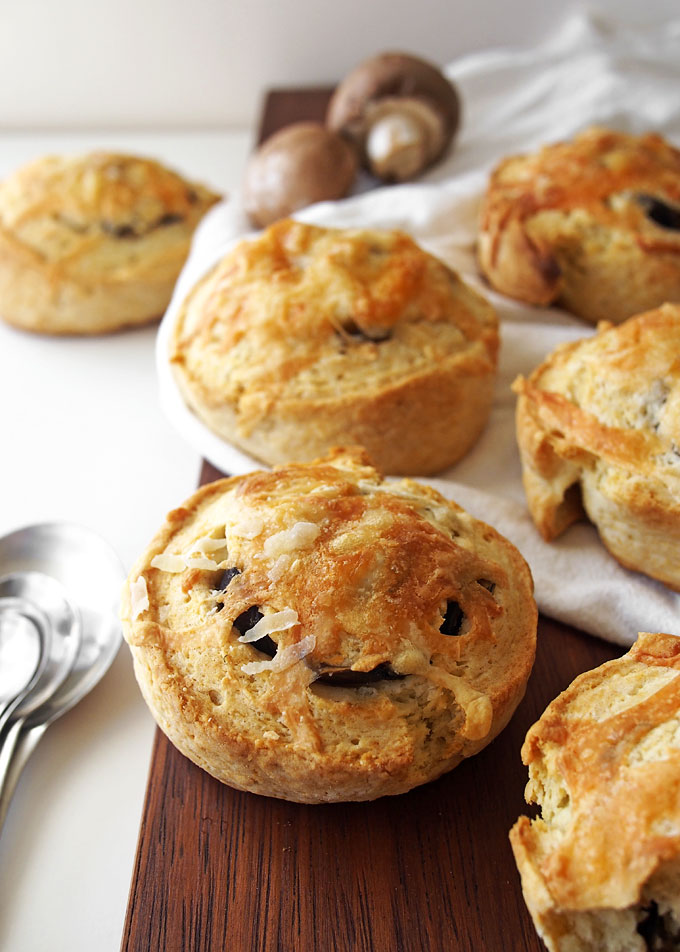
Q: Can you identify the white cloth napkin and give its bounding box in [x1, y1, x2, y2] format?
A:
[157, 10, 680, 646]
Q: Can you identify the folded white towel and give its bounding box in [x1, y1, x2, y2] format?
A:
[157, 10, 680, 646]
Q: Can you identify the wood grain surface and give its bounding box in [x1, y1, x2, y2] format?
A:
[121, 90, 622, 952]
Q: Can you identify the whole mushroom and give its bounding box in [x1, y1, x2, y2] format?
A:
[327, 52, 461, 182]
[243, 121, 358, 227]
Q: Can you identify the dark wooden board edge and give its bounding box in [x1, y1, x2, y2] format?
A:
[121, 89, 623, 952]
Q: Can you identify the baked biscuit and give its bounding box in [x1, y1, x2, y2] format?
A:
[513, 304, 680, 591]
[0, 151, 220, 334]
[478, 127, 680, 325]
[510, 631, 680, 952]
[121, 448, 537, 803]
[169, 218, 498, 475]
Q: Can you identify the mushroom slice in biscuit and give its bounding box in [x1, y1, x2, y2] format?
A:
[169, 218, 498, 476]
[513, 303, 680, 592]
[121, 448, 537, 803]
[511, 631, 680, 952]
[0, 151, 220, 334]
[478, 127, 680, 325]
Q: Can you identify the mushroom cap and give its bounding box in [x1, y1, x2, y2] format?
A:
[327, 51, 461, 178]
[243, 122, 358, 228]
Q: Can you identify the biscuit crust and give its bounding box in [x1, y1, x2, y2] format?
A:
[513, 304, 680, 591]
[0, 151, 220, 334]
[510, 632, 680, 952]
[478, 127, 680, 324]
[121, 448, 536, 803]
[169, 218, 499, 475]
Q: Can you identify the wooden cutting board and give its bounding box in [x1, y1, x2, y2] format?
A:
[121, 90, 622, 952]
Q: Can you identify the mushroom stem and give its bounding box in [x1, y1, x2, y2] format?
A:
[366, 113, 427, 180]
[363, 99, 448, 181]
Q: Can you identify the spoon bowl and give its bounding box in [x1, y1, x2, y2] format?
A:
[0, 523, 126, 828]
[0, 596, 49, 733]
[0, 572, 81, 724]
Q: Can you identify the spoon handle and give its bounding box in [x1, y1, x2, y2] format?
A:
[0, 720, 47, 831]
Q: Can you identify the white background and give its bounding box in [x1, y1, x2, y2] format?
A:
[0, 2, 677, 950]
[0, 0, 678, 130]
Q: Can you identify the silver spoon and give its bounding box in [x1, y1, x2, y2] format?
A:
[0, 596, 50, 736]
[0, 571, 81, 826]
[0, 572, 81, 736]
[0, 523, 125, 828]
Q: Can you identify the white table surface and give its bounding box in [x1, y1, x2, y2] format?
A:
[0, 129, 253, 951]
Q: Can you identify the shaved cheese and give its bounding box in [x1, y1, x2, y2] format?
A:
[357, 479, 381, 494]
[185, 556, 221, 570]
[357, 480, 453, 528]
[238, 608, 299, 643]
[130, 576, 149, 619]
[267, 555, 291, 582]
[151, 533, 229, 575]
[264, 522, 320, 558]
[241, 634, 315, 675]
[359, 479, 423, 505]
[231, 514, 264, 539]
[191, 535, 228, 554]
[150, 553, 186, 573]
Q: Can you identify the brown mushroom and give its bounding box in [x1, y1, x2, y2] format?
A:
[243, 121, 358, 227]
[327, 52, 461, 182]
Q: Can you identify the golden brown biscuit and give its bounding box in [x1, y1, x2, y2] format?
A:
[513, 304, 680, 591]
[478, 127, 680, 325]
[510, 631, 680, 952]
[0, 151, 220, 334]
[169, 218, 498, 475]
[121, 448, 537, 803]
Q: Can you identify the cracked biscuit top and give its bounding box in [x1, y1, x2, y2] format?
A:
[169, 218, 498, 475]
[478, 127, 680, 325]
[513, 303, 680, 591]
[121, 448, 536, 803]
[0, 151, 220, 333]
